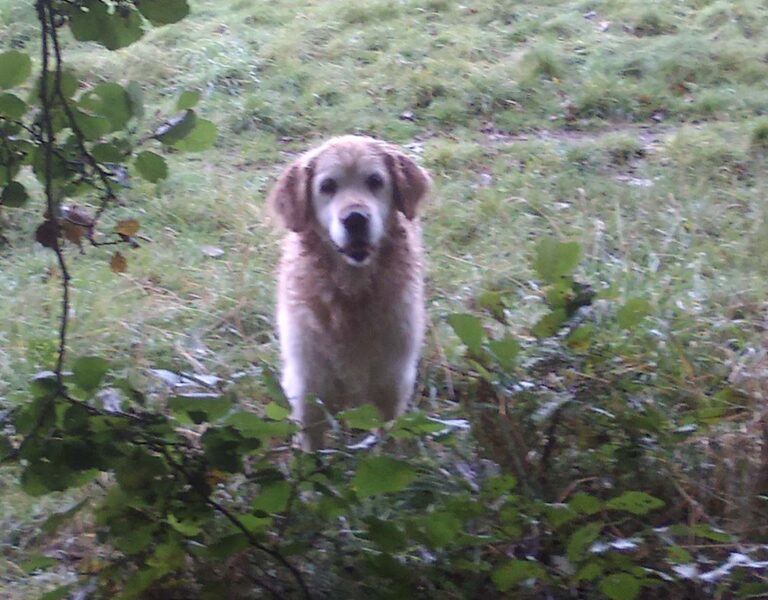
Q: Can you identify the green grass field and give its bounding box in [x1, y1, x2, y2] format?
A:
[2, 0, 767, 597]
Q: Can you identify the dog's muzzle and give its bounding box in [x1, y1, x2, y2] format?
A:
[339, 209, 371, 264]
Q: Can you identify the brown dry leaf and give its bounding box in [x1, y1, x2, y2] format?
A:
[110, 252, 127, 273]
[61, 220, 88, 247]
[35, 220, 59, 249]
[115, 219, 140, 237]
[60, 205, 95, 249]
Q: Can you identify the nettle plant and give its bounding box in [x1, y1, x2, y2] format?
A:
[1, 3, 766, 599]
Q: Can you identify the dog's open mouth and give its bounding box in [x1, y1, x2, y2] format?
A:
[339, 241, 371, 264]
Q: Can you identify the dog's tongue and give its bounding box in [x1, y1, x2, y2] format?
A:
[348, 249, 368, 262]
[342, 241, 369, 263]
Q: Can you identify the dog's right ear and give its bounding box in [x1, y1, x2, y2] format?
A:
[267, 159, 315, 232]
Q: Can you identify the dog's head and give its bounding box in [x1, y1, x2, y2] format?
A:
[268, 135, 431, 266]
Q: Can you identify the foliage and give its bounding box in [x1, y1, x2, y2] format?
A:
[1, 1, 767, 599]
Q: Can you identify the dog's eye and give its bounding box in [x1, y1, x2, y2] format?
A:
[366, 173, 384, 191]
[319, 178, 337, 195]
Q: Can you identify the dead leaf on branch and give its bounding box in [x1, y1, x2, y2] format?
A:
[110, 252, 127, 273]
[61, 205, 95, 250]
[115, 218, 140, 237]
[35, 220, 59, 249]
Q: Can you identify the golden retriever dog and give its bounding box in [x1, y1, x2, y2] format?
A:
[268, 135, 431, 450]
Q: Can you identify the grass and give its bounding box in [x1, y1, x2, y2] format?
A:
[1, 0, 768, 596]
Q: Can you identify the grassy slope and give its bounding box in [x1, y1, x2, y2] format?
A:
[1, 0, 767, 595]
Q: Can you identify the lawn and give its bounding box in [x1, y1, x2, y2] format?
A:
[1, 0, 767, 597]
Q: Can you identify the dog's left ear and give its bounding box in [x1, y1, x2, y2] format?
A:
[381, 147, 431, 220]
[267, 158, 315, 232]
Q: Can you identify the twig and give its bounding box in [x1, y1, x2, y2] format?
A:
[47, 6, 118, 223]
[158, 447, 312, 600]
[36, 1, 71, 388]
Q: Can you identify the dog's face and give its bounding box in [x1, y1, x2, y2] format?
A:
[268, 136, 431, 266]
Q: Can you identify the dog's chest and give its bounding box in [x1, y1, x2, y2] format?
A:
[311, 281, 416, 363]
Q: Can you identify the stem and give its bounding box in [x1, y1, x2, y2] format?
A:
[158, 446, 312, 600]
[36, 0, 71, 387]
[47, 5, 118, 223]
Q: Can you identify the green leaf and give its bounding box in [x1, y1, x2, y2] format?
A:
[68, 0, 145, 50]
[447, 313, 484, 355]
[177, 89, 201, 110]
[477, 290, 508, 323]
[252, 479, 291, 513]
[265, 401, 290, 421]
[134, 151, 168, 182]
[532, 308, 567, 338]
[482, 474, 517, 497]
[40, 584, 75, 600]
[617, 297, 652, 329]
[207, 533, 250, 559]
[72, 109, 111, 141]
[80, 82, 133, 131]
[201, 426, 244, 472]
[21, 554, 57, 574]
[576, 561, 604, 581]
[237, 513, 272, 534]
[567, 521, 603, 563]
[488, 335, 520, 370]
[425, 511, 462, 547]
[32, 70, 79, 105]
[92, 142, 126, 163]
[390, 411, 445, 438]
[2, 181, 28, 208]
[126, 81, 145, 118]
[138, 0, 190, 25]
[599, 573, 641, 600]
[492, 560, 547, 591]
[534, 238, 582, 283]
[72, 356, 109, 393]
[172, 118, 218, 152]
[737, 583, 768, 598]
[338, 404, 383, 429]
[566, 323, 595, 352]
[168, 394, 232, 424]
[545, 280, 574, 309]
[147, 540, 186, 572]
[667, 545, 692, 564]
[0, 50, 31, 89]
[606, 491, 664, 516]
[569, 492, 602, 515]
[0, 92, 26, 118]
[155, 109, 197, 144]
[225, 411, 297, 440]
[353, 456, 416, 498]
[690, 524, 731, 543]
[115, 448, 168, 494]
[365, 518, 406, 552]
[544, 503, 577, 528]
[167, 513, 202, 536]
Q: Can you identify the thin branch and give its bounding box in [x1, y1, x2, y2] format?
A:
[158, 446, 312, 600]
[36, 1, 71, 387]
[47, 6, 119, 223]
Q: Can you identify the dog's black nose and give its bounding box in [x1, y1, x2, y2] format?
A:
[342, 211, 368, 237]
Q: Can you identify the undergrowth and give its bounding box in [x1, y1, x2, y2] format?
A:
[1, 0, 766, 598]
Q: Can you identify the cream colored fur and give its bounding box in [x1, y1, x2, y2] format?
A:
[268, 136, 431, 449]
